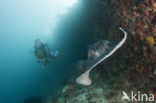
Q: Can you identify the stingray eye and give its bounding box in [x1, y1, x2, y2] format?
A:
[105, 46, 109, 50]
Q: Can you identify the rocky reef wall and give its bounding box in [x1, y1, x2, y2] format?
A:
[46, 0, 156, 103]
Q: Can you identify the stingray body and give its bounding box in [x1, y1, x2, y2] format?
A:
[76, 27, 127, 86]
[77, 40, 116, 72]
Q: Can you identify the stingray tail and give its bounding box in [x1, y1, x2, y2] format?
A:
[76, 27, 127, 86]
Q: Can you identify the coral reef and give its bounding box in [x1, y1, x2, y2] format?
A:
[112, 0, 156, 73]
[47, 0, 156, 102]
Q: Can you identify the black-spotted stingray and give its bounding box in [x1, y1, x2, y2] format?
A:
[76, 27, 127, 86]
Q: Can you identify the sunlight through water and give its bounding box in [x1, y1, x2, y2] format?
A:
[42, 0, 78, 37]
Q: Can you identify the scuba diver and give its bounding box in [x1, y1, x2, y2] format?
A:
[29, 39, 59, 68]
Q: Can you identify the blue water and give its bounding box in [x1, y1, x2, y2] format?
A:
[0, 0, 82, 103]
